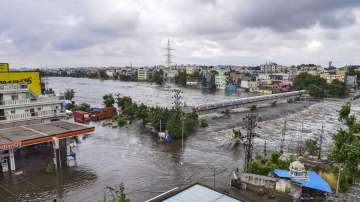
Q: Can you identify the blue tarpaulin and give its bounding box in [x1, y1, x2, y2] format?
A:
[273, 169, 332, 193]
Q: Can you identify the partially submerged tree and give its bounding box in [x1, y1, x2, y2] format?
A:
[329, 102, 360, 192]
[305, 139, 319, 156]
[64, 89, 75, 101]
[103, 94, 115, 108]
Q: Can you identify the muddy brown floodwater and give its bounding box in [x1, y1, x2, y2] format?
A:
[0, 77, 357, 202]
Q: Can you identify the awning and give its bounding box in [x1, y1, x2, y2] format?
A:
[273, 169, 332, 193]
[0, 121, 95, 150]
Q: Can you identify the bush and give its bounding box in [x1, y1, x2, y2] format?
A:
[200, 119, 208, 127]
[45, 163, 56, 174]
[305, 139, 319, 156]
[103, 94, 115, 107]
[116, 115, 128, 127]
[77, 102, 91, 112]
[248, 152, 292, 175]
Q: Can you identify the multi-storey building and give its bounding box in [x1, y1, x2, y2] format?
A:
[215, 69, 228, 90]
[260, 62, 288, 73]
[137, 68, 149, 81]
[320, 69, 346, 83]
[0, 83, 65, 128]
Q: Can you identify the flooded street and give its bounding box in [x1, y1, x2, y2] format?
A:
[0, 77, 357, 202]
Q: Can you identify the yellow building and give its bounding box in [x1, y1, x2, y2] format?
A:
[186, 66, 194, 75]
[0, 63, 9, 72]
[137, 68, 149, 81]
[320, 71, 345, 83]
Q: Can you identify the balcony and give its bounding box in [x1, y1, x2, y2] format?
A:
[0, 96, 62, 108]
[0, 110, 66, 122]
[0, 83, 29, 92]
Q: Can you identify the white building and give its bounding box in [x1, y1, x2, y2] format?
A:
[0, 83, 65, 128]
[215, 69, 228, 90]
[260, 62, 288, 73]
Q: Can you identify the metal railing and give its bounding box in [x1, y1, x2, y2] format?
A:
[1, 110, 65, 121]
[0, 99, 31, 106]
[0, 83, 28, 91]
[0, 96, 62, 107]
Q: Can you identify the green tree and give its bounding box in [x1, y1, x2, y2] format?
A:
[305, 139, 319, 156]
[116, 114, 128, 126]
[77, 102, 91, 112]
[103, 94, 115, 107]
[98, 70, 109, 79]
[293, 72, 347, 98]
[325, 79, 347, 98]
[166, 111, 184, 139]
[175, 70, 187, 86]
[329, 102, 360, 192]
[64, 89, 75, 101]
[153, 69, 164, 85]
[248, 152, 294, 175]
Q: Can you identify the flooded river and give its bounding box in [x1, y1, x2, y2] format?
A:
[0, 77, 357, 201]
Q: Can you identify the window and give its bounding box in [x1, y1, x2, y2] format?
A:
[37, 107, 42, 111]
[11, 94, 19, 100]
[10, 109, 15, 114]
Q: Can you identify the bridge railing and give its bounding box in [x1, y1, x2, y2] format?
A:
[195, 90, 306, 111]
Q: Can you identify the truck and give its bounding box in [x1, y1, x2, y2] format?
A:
[73, 111, 90, 123]
[90, 107, 117, 121]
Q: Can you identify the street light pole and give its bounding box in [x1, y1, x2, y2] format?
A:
[213, 167, 216, 190]
[181, 118, 184, 153]
[336, 165, 343, 197]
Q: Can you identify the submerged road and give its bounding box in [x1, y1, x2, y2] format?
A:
[0, 77, 356, 201]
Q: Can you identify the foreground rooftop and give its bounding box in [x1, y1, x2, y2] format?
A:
[0, 120, 95, 150]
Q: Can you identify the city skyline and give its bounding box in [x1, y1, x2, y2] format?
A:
[1, 0, 360, 68]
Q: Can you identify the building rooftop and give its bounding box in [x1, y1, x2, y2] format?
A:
[273, 169, 332, 193]
[0, 121, 94, 150]
[149, 184, 241, 202]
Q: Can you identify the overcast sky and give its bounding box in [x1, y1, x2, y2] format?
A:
[1, 0, 360, 68]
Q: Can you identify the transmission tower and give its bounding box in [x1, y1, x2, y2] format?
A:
[164, 39, 174, 68]
[280, 118, 287, 154]
[243, 113, 259, 172]
[297, 121, 305, 156]
[171, 89, 183, 110]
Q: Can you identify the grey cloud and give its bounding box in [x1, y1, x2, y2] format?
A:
[233, 0, 360, 32]
[1, 0, 360, 67]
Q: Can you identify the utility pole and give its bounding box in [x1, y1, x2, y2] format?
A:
[297, 121, 304, 156]
[263, 139, 267, 157]
[336, 165, 343, 197]
[280, 118, 287, 154]
[243, 113, 259, 172]
[181, 118, 184, 153]
[318, 122, 324, 160]
[213, 167, 216, 190]
[160, 119, 162, 132]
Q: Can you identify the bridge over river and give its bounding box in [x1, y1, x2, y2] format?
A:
[193, 90, 306, 114]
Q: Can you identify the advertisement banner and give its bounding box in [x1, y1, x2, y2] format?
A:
[0, 63, 9, 72]
[0, 71, 42, 95]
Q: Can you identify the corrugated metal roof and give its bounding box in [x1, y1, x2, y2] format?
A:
[163, 184, 241, 202]
[273, 169, 332, 193]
